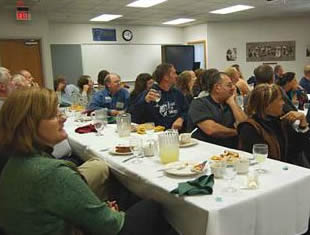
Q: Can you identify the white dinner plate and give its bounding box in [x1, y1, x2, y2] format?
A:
[179, 138, 198, 148]
[164, 161, 206, 176]
[109, 147, 133, 156]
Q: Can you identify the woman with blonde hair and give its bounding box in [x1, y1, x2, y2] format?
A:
[225, 66, 250, 96]
[238, 84, 310, 165]
[0, 88, 176, 235]
[176, 70, 195, 104]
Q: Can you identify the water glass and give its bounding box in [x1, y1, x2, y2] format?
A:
[236, 95, 244, 109]
[130, 137, 143, 164]
[253, 144, 268, 174]
[93, 119, 104, 136]
[116, 113, 131, 137]
[154, 89, 161, 107]
[223, 163, 237, 193]
[304, 103, 310, 113]
[144, 122, 155, 135]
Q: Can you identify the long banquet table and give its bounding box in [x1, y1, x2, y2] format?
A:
[64, 118, 310, 235]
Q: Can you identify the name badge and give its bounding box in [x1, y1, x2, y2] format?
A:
[116, 102, 124, 109]
[104, 96, 112, 103]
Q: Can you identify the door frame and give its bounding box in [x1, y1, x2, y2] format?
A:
[187, 40, 207, 69]
[0, 37, 45, 86]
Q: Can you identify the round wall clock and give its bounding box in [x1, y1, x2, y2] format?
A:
[122, 30, 133, 41]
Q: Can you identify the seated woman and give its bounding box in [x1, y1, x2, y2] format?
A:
[277, 72, 308, 110]
[225, 66, 249, 96]
[232, 64, 250, 96]
[176, 70, 196, 104]
[0, 88, 177, 235]
[76, 75, 95, 107]
[238, 84, 310, 165]
[128, 73, 153, 115]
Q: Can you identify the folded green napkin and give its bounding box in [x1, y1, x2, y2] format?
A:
[107, 116, 116, 124]
[171, 174, 214, 196]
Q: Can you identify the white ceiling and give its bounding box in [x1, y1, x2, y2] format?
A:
[1, 0, 310, 26]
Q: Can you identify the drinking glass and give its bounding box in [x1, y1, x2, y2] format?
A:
[144, 122, 155, 135]
[236, 95, 244, 109]
[93, 119, 104, 136]
[304, 103, 310, 113]
[253, 144, 268, 174]
[293, 100, 299, 110]
[154, 90, 161, 107]
[223, 162, 237, 193]
[130, 137, 143, 164]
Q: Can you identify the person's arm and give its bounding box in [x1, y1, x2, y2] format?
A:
[172, 92, 189, 130]
[226, 95, 247, 124]
[197, 119, 237, 138]
[88, 92, 105, 111]
[237, 122, 266, 153]
[41, 164, 124, 235]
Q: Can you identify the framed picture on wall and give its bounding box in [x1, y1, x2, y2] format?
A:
[246, 41, 295, 62]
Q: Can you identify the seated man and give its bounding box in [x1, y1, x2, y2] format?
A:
[19, 69, 39, 87]
[0, 67, 13, 109]
[188, 72, 247, 149]
[88, 73, 129, 116]
[299, 65, 310, 94]
[132, 63, 188, 131]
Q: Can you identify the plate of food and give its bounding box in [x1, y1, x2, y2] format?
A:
[209, 150, 240, 162]
[179, 138, 198, 148]
[164, 160, 208, 176]
[109, 146, 133, 155]
[136, 124, 165, 135]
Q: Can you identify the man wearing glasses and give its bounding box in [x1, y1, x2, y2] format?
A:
[188, 72, 247, 148]
[88, 73, 129, 116]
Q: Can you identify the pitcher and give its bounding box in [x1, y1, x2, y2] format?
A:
[158, 130, 179, 164]
[116, 113, 131, 137]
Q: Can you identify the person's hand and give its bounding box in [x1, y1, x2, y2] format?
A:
[145, 89, 160, 103]
[107, 201, 119, 211]
[57, 83, 65, 91]
[280, 111, 307, 125]
[226, 93, 236, 106]
[171, 117, 184, 130]
[83, 84, 89, 93]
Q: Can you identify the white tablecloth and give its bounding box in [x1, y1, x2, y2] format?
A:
[64, 118, 310, 235]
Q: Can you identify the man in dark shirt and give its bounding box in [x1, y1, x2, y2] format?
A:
[299, 65, 310, 94]
[188, 72, 247, 148]
[132, 63, 188, 131]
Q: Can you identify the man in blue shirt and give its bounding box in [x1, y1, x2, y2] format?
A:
[88, 73, 129, 116]
[299, 65, 310, 94]
[132, 63, 188, 131]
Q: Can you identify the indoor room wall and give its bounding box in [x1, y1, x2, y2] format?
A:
[206, 16, 310, 81]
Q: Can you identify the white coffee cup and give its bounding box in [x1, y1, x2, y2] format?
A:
[236, 157, 250, 174]
[210, 162, 225, 178]
[179, 133, 191, 144]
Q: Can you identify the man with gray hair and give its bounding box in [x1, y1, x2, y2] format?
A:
[88, 73, 129, 116]
[188, 72, 247, 148]
[0, 67, 13, 109]
[299, 65, 310, 94]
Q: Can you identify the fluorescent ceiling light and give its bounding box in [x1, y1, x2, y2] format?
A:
[210, 5, 254, 14]
[127, 0, 167, 8]
[90, 14, 122, 22]
[163, 18, 196, 25]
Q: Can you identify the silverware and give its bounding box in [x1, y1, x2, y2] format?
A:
[122, 155, 137, 163]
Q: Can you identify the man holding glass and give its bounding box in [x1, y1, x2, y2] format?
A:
[188, 72, 247, 148]
[132, 63, 188, 131]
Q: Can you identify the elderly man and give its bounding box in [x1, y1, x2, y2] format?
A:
[19, 69, 39, 87]
[132, 63, 188, 130]
[12, 74, 30, 89]
[188, 72, 247, 148]
[299, 65, 310, 94]
[88, 73, 129, 116]
[0, 67, 13, 109]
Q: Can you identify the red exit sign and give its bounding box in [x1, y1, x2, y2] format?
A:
[16, 7, 31, 21]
